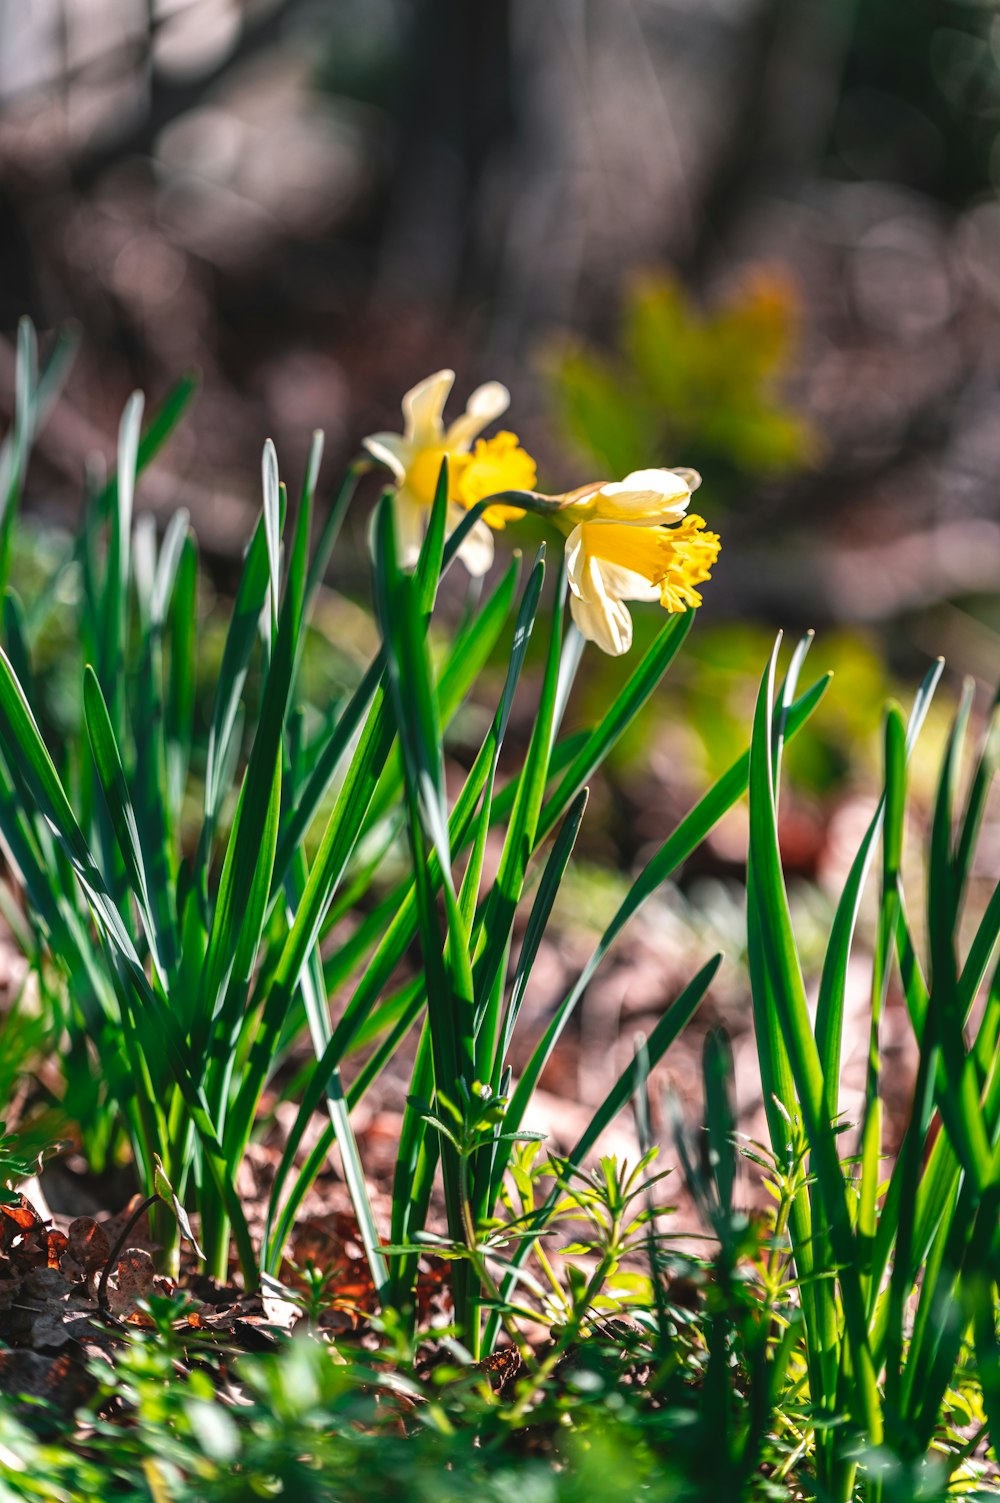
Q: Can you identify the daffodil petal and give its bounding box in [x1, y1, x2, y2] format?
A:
[402, 370, 454, 447]
[602, 467, 691, 498]
[449, 507, 494, 577]
[564, 524, 587, 597]
[445, 381, 510, 451]
[363, 432, 410, 481]
[593, 560, 661, 603]
[594, 468, 693, 522]
[394, 489, 427, 569]
[565, 526, 654, 605]
[570, 590, 633, 656]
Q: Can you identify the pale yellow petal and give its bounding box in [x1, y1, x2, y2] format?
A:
[362, 432, 410, 482]
[450, 507, 494, 577]
[595, 559, 661, 603]
[564, 524, 588, 598]
[394, 489, 427, 569]
[570, 590, 633, 656]
[402, 370, 454, 447]
[594, 468, 692, 522]
[444, 381, 510, 452]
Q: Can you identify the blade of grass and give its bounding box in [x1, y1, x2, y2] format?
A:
[748, 637, 882, 1447]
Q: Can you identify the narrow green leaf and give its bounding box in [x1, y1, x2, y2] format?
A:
[748, 637, 882, 1443]
[83, 666, 167, 981]
[538, 610, 693, 842]
[262, 439, 282, 636]
[498, 788, 589, 1074]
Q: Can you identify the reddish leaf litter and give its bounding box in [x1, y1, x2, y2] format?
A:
[0, 1193, 450, 1427]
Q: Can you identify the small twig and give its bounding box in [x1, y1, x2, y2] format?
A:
[97, 1193, 158, 1316]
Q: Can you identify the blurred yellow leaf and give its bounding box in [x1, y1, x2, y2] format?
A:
[542, 265, 817, 501]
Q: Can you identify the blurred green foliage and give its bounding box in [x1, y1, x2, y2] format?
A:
[543, 269, 816, 500]
[0, 1305, 794, 1503]
[572, 621, 893, 799]
[677, 626, 891, 793]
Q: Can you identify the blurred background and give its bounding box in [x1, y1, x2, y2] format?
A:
[3, 0, 1000, 1146]
[5, 0, 1000, 628]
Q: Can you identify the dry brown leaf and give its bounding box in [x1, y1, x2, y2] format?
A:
[106, 1248, 155, 1319]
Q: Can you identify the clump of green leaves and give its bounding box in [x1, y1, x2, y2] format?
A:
[0, 1299, 784, 1503]
[2, 318, 997, 1502]
[0, 320, 829, 1359]
[745, 639, 1000, 1500]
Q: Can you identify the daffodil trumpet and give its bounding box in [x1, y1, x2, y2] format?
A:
[552, 467, 720, 657]
[409, 464, 719, 656]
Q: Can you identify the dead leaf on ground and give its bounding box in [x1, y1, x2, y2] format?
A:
[0, 1349, 93, 1427]
[106, 1248, 155, 1321]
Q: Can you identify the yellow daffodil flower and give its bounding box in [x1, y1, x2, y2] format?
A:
[363, 369, 537, 576]
[558, 468, 720, 656]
